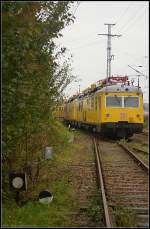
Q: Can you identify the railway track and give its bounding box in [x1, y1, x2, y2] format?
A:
[119, 142, 149, 167]
[63, 132, 106, 227]
[142, 131, 149, 136]
[132, 147, 148, 154]
[93, 136, 149, 228]
[131, 132, 148, 147]
[93, 138, 112, 227]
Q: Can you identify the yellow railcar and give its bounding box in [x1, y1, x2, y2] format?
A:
[65, 99, 77, 121]
[65, 88, 143, 138]
[54, 77, 144, 138]
[52, 104, 65, 121]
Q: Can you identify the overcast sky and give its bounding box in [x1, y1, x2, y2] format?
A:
[56, 1, 149, 103]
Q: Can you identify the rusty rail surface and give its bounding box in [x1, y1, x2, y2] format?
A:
[118, 142, 149, 174]
[95, 138, 149, 228]
[93, 138, 112, 228]
[142, 131, 149, 136]
[132, 147, 148, 154]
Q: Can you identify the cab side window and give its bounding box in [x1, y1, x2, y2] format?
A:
[91, 97, 94, 109]
[98, 96, 101, 108]
[95, 97, 97, 110]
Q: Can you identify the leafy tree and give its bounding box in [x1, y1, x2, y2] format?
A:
[2, 1, 76, 193]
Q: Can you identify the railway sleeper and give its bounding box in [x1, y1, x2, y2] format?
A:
[115, 202, 149, 208]
[136, 215, 149, 227]
[137, 223, 149, 228]
[105, 183, 148, 188]
[108, 191, 148, 196]
[136, 214, 149, 220]
[104, 176, 147, 181]
[108, 197, 148, 203]
[130, 207, 149, 214]
[107, 190, 148, 194]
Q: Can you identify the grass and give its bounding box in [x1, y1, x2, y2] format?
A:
[2, 121, 104, 227]
[103, 154, 116, 162]
[144, 116, 149, 130]
[52, 129, 94, 164]
[2, 176, 74, 227]
[113, 202, 136, 227]
[119, 138, 149, 165]
[130, 141, 148, 152]
[86, 190, 104, 223]
[2, 121, 76, 227]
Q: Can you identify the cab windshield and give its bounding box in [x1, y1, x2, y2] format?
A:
[106, 96, 139, 108]
[124, 96, 139, 108]
[106, 96, 122, 107]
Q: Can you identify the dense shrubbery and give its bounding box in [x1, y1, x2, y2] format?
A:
[2, 1, 76, 194]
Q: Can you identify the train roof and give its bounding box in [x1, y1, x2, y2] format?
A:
[67, 84, 143, 102]
[95, 84, 143, 93]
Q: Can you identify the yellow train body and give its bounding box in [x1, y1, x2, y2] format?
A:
[52, 105, 65, 121]
[54, 84, 144, 138]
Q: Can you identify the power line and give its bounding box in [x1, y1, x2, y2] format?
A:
[128, 65, 148, 79]
[123, 52, 148, 66]
[117, 1, 147, 33]
[114, 2, 133, 25]
[121, 5, 148, 34]
[127, 66, 148, 96]
[73, 1, 81, 16]
[71, 39, 105, 51]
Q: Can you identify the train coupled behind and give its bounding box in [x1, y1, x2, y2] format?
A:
[53, 76, 144, 139]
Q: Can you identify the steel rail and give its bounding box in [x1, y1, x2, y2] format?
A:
[93, 138, 112, 228]
[132, 147, 148, 154]
[117, 142, 149, 174]
[142, 131, 148, 136]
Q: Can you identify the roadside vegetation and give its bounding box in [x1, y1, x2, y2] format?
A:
[2, 3, 103, 225]
[144, 113, 149, 130]
[2, 1, 79, 227]
[119, 114, 149, 165]
[2, 123, 104, 227]
[2, 121, 75, 227]
[87, 191, 104, 223]
[113, 202, 136, 227]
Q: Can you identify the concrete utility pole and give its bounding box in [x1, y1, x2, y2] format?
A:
[98, 23, 121, 81]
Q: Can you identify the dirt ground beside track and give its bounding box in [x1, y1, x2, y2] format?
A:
[49, 130, 105, 227]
